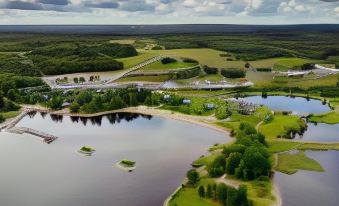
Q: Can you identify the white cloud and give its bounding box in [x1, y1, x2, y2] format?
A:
[0, 0, 338, 24]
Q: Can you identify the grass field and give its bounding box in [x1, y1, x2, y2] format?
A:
[272, 58, 314, 71]
[308, 112, 339, 124]
[117, 52, 158, 69]
[140, 48, 246, 68]
[0, 111, 21, 119]
[275, 151, 324, 174]
[139, 61, 196, 71]
[268, 141, 301, 153]
[109, 39, 136, 44]
[259, 115, 306, 139]
[169, 178, 220, 206]
[116, 75, 170, 82]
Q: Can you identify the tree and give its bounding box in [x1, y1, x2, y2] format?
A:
[79, 77, 86, 83]
[198, 186, 205, 198]
[70, 102, 80, 113]
[48, 96, 63, 110]
[110, 95, 127, 110]
[206, 184, 212, 198]
[0, 92, 4, 109]
[7, 89, 19, 102]
[76, 90, 93, 105]
[73, 77, 79, 83]
[226, 152, 242, 175]
[208, 155, 226, 177]
[216, 183, 228, 205]
[186, 169, 200, 186]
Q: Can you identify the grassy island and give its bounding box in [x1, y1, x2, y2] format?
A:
[78, 146, 96, 156]
[116, 159, 136, 172]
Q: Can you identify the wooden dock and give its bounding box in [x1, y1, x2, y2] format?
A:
[7, 126, 58, 144]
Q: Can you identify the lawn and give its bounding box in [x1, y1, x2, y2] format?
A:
[169, 178, 220, 206]
[109, 39, 136, 44]
[139, 60, 196, 71]
[308, 112, 339, 124]
[216, 112, 261, 132]
[272, 58, 314, 71]
[258, 115, 306, 139]
[268, 141, 301, 153]
[140, 48, 246, 69]
[116, 75, 170, 82]
[275, 151, 324, 174]
[0, 111, 21, 119]
[116, 52, 158, 69]
[245, 180, 276, 206]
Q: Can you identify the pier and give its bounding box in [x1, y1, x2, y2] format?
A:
[7, 126, 58, 144]
[0, 109, 59, 144]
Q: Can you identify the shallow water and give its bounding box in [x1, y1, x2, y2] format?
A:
[0, 112, 230, 206]
[275, 151, 339, 206]
[240, 96, 331, 115]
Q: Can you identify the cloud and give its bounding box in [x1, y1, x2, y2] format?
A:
[0, 0, 338, 24]
[38, 0, 69, 5]
[5, 1, 43, 10]
[83, 1, 118, 9]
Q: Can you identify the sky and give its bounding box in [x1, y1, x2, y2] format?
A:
[0, 0, 338, 25]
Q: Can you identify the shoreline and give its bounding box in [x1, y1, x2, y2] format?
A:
[19, 105, 283, 206]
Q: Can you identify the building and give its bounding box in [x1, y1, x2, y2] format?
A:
[183, 99, 191, 104]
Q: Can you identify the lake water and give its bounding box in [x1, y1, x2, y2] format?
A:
[294, 122, 339, 142]
[275, 151, 339, 206]
[239, 96, 331, 115]
[0, 112, 230, 206]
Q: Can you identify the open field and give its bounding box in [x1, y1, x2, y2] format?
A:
[308, 112, 339, 124]
[116, 74, 170, 82]
[272, 58, 315, 71]
[259, 115, 306, 139]
[140, 48, 246, 68]
[139, 61, 196, 71]
[109, 39, 136, 44]
[116, 52, 158, 69]
[275, 151, 324, 174]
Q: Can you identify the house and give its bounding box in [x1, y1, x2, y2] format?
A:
[183, 99, 191, 104]
[163, 95, 171, 101]
[204, 103, 215, 110]
[62, 102, 71, 108]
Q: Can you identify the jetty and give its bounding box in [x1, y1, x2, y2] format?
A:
[0, 109, 59, 144]
[7, 126, 58, 144]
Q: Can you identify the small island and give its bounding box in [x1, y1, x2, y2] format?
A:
[78, 146, 96, 156]
[116, 159, 136, 172]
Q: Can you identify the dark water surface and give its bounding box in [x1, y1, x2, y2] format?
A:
[240, 96, 331, 115]
[0, 112, 230, 206]
[275, 151, 339, 206]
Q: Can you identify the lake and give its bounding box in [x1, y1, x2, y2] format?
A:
[275, 151, 339, 206]
[0, 112, 230, 206]
[239, 96, 331, 115]
[294, 122, 339, 142]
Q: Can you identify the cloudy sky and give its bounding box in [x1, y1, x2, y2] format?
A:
[0, 0, 338, 24]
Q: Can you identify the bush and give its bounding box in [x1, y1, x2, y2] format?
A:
[203, 65, 218, 74]
[182, 58, 198, 63]
[221, 68, 246, 78]
[256, 68, 272, 72]
[0, 114, 5, 123]
[161, 57, 177, 64]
